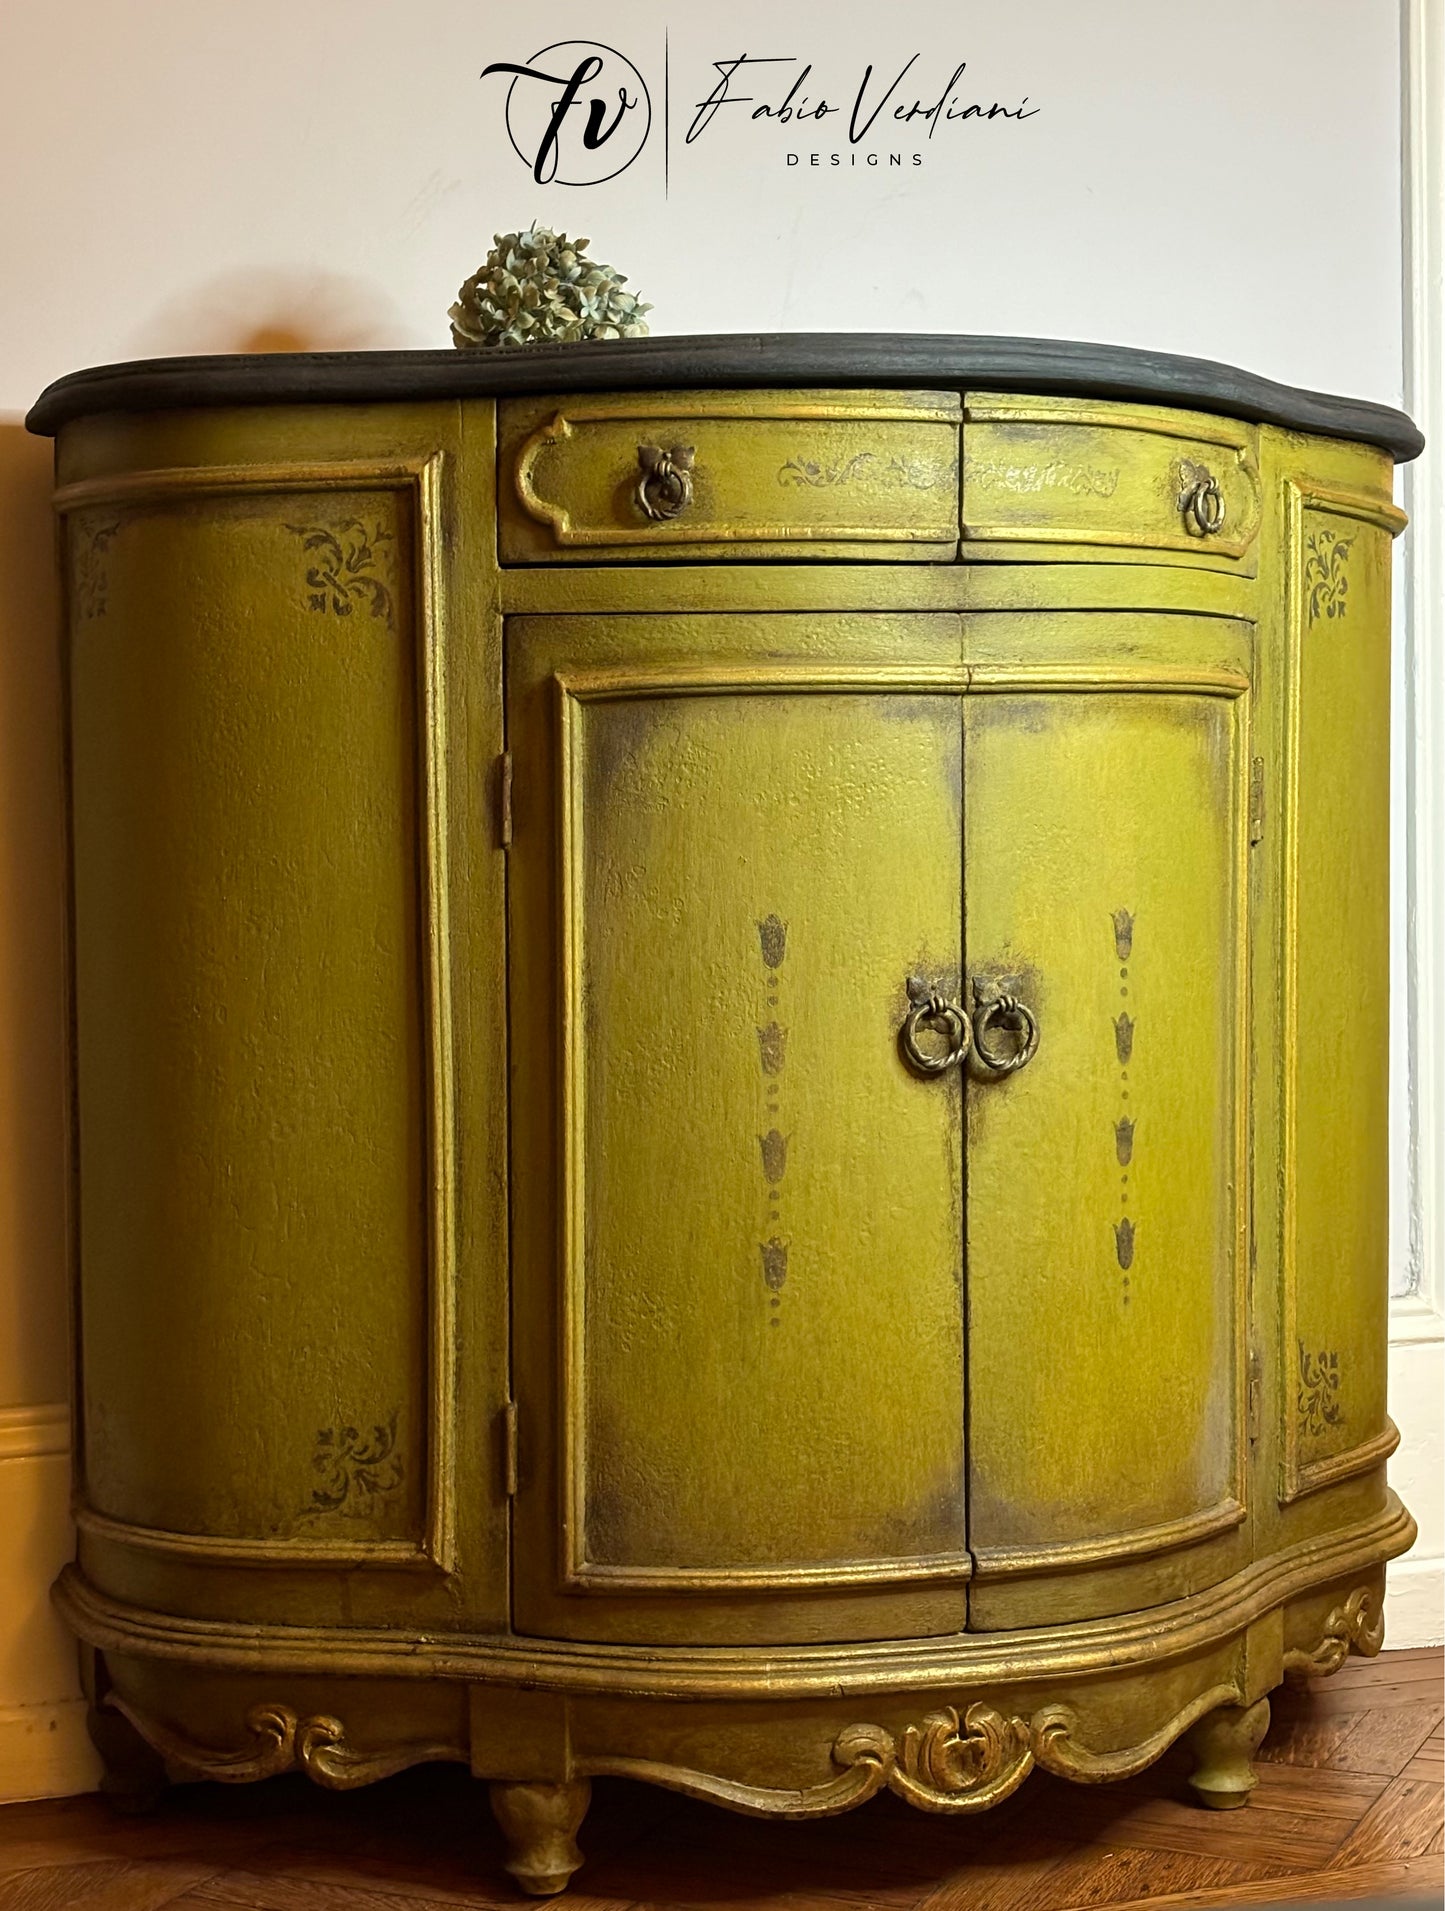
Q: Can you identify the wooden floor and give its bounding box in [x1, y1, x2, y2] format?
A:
[0, 1649, 1439, 1910]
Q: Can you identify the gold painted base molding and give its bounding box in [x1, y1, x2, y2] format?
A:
[84, 1590, 1390, 1897]
[54, 1495, 1413, 1700]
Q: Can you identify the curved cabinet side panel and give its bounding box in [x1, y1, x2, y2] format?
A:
[68, 484, 430, 1554]
[1277, 465, 1398, 1508]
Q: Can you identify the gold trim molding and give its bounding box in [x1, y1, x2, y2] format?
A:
[51, 1493, 1413, 1704]
[973, 1498, 1246, 1579]
[73, 1505, 440, 1572]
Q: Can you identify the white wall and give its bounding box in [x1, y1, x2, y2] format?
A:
[0, 0, 1431, 1802]
[0, 0, 1407, 410]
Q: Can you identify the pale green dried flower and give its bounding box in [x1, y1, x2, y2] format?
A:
[449, 223, 652, 349]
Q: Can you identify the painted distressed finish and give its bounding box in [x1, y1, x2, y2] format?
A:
[69, 484, 429, 1551]
[962, 621, 1251, 1627]
[507, 613, 968, 1643]
[961, 394, 1261, 574]
[40, 363, 1416, 1893]
[498, 389, 961, 563]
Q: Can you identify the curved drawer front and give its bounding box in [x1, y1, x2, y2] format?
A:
[963, 394, 1261, 572]
[498, 389, 960, 562]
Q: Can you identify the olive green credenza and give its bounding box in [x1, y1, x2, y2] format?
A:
[27, 336, 1421, 1895]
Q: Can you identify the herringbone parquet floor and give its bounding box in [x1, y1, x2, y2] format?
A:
[0, 1648, 1439, 1910]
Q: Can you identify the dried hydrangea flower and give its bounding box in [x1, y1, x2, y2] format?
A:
[449, 224, 652, 348]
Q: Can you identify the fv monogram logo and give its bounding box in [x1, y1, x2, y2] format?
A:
[482, 41, 652, 185]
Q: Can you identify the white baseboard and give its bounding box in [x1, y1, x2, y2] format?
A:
[0, 1406, 98, 1800]
[1385, 1302, 1444, 1648]
[1385, 1552, 1445, 1649]
[0, 1700, 99, 1803]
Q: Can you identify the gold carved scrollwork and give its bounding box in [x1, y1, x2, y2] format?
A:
[104, 1694, 464, 1789]
[1283, 1586, 1386, 1682]
[833, 1704, 1034, 1814]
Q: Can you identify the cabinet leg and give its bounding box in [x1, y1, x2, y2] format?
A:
[86, 1700, 168, 1815]
[489, 1777, 591, 1896]
[1184, 1696, 1270, 1810]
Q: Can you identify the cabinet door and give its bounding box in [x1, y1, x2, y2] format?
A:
[507, 614, 971, 1644]
[962, 616, 1253, 1628]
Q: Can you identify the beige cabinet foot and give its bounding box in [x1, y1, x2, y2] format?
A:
[1184, 1696, 1271, 1809]
[489, 1777, 592, 1896]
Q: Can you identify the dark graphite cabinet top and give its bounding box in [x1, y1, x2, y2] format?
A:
[26, 332, 1424, 461]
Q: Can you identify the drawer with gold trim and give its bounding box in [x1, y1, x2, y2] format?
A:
[497, 389, 960, 563]
[962, 394, 1261, 572]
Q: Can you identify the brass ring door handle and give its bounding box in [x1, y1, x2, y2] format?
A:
[899, 976, 971, 1077]
[635, 443, 695, 521]
[1178, 461, 1227, 537]
[968, 980, 1040, 1079]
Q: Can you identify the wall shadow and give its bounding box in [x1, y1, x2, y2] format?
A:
[0, 420, 70, 1411]
[126, 266, 417, 357]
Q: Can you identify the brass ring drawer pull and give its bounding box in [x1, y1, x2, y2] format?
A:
[635, 443, 696, 521]
[968, 980, 1040, 1079]
[899, 976, 971, 1077]
[1179, 461, 1227, 537]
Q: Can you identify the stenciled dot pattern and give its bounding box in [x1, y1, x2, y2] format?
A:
[756, 914, 790, 1325]
[1113, 909, 1136, 1291]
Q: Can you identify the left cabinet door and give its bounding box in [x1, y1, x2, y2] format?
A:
[507, 613, 972, 1645]
[63, 403, 510, 1632]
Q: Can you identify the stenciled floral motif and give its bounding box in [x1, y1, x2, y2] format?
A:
[1298, 1345, 1343, 1438]
[72, 519, 121, 620]
[286, 520, 395, 625]
[757, 915, 788, 969]
[1114, 1012, 1135, 1065]
[759, 1129, 789, 1184]
[756, 1022, 787, 1075]
[1302, 529, 1353, 624]
[778, 453, 943, 490]
[760, 1238, 789, 1293]
[311, 1411, 404, 1515]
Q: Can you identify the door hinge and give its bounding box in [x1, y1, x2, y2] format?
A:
[1247, 1348, 1262, 1444]
[497, 752, 513, 848]
[501, 1400, 519, 1497]
[1249, 756, 1266, 845]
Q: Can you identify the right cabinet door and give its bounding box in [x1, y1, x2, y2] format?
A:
[962, 614, 1254, 1628]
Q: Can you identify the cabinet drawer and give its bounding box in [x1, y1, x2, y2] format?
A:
[962, 394, 1261, 573]
[498, 390, 960, 563]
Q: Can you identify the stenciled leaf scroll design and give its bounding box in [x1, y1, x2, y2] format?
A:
[286, 519, 395, 625]
[1302, 529, 1353, 624]
[72, 518, 121, 621]
[832, 1704, 1034, 1813]
[311, 1410, 404, 1515]
[778, 452, 944, 491]
[1297, 1345, 1343, 1439]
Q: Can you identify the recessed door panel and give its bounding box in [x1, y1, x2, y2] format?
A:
[963, 630, 1250, 1625]
[508, 614, 970, 1643]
